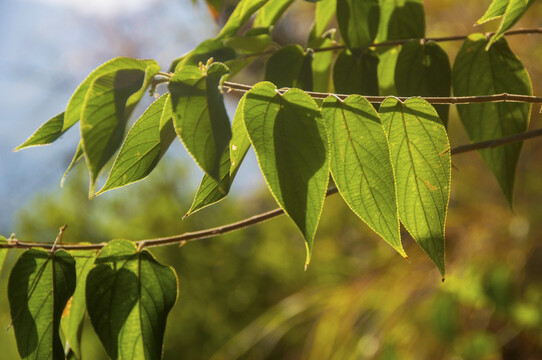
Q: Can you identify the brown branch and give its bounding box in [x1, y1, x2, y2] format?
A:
[223, 81, 542, 105]
[4, 127, 542, 252]
[311, 27, 542, 53]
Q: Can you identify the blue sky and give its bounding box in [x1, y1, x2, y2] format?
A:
[0, 0, 265, 234]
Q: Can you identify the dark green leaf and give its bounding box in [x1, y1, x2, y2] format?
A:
[375, 0, 425, 43]
[61, 249, 97, 360]
[453, 34, 532, 205]
[244, 82, 329, 266]
[380, 97, 451, 276]
[97, 94, 176, 195]
[86, 240, 178, 360]
[254, 0, 295, 28]
[395, 40, 451, 126]
[217, 0, 270, 39]
[185, 94, 251, 217]
[333, 49, 379, 96]
[309, 0, 337, 41]
[336, 0, 380, 56]
[8, 249, 76, 360]
[14, 112, 65, 151]
[265, 44, 313, 90]
[169, 62, 232, 183]
[321, 95, 405, 257]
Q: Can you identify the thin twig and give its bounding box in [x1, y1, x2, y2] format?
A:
[4, 127, 542, 252]
[311, 27, 542, 53]
[222, 81, 542, 105]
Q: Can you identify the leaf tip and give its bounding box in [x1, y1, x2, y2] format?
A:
[404, 255, 411, 264]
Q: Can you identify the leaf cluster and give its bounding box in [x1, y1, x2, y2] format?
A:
[5, 0, 539, 358]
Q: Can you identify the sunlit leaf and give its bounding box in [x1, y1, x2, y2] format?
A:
[321, 95, 404, 257]
[309, 30, 336, 92]
[61, 249, 97, 360]
[14, 112, 65, 151]
[336, 0, 380, 56]
[380, 97, 451, 276]
[8, 249, 76, 360]
[61, 142, 84, 187]
[217, 0, 270, 39]
[86, 240, 178, 360]
[477, 0, 534, 48]
[375, 0, 425, 43]
[395, 40, 451, 126]
[309, 0, 337, 41]
[377, 47, 400, 95]
[169, 62, 232, 184]
[172, 39, 237, 72]
[265, 44, 313, 90]
[244, 82, 329, 266]
[185, 94, 251, 217]
[333, 49, 379, 96]
[67, 58, 158, 132]
[477, 0, 508, 24]
[453, 34, 532, 205]
[223, 33, 272, 54]
[487, 0, 533, 48]
[254, 0, 295, 28]
[98, 94, 176, 195]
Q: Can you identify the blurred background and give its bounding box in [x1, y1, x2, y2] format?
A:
[1, 0, 542, 359]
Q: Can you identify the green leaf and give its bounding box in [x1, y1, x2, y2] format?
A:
[0, 236, 8, 277]
[377, 47, 400, 95]
[487, 0, 533, 48]
[453, 34, 532, 205]
[265, 44, 313, 90]
[61, 142, 84, 187]
[67, 58, 158, 133]
[14, 112, 65, 151]
[380, 97, 451, 276]
[169, 62, 232, 183]
[8, 249, 76, 360]
[97, 94, 176, 195]
[61, 249, 97, 360]
[254, 0, 295, 28]
[244, 82, 329, 266]
[309, 0, 337, 41]
[309, 30, 336, 92]
[86, 240, 178, 360]
[336, 0, 380, 56]
[333, 49, 379, 96]
[185, 94, 251, 217]
[217, 0, 270, 39]
[321, 95, 405, 257]
[81, 62, 161, 195]
[375, 0, 425, 43]
[395, 40, 451, 126]
[477, 0, 508, 24]
[223, 33, 272, 54]
[172, 39, 237, 72]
